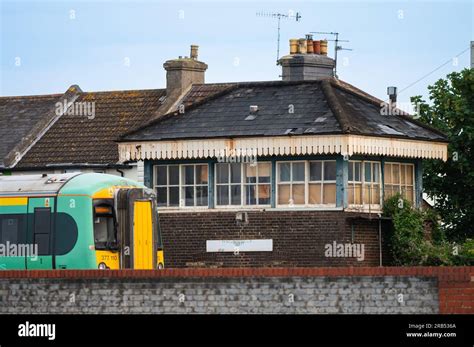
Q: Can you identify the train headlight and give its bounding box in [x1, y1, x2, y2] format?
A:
[98, 262, 108, 270]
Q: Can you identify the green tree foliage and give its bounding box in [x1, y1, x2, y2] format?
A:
[411, 68, 474, 241]
[383, 194, 473, 265]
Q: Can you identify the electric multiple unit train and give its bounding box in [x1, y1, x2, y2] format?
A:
[0, 173, 164, 270]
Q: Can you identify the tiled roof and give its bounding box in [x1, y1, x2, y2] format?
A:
[16, 89, 166, 168]
[7, 84, 231, 169]
[0, 93, 61, 168]
[121, 79, 447, 143]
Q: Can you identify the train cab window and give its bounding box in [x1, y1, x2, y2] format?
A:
[93, 204, 118, 250]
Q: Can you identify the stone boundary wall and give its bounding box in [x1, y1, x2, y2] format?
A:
[0, 267, 472, 314]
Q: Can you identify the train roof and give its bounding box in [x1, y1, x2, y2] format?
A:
[0, 173, 143, 197]
[0, 173, 82, 196]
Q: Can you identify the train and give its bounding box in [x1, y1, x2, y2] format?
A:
[0, 173, 164, 270]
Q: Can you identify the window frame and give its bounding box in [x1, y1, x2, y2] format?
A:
[214, 162, 272, 208]
[153, 164, 209, 209]
[276, 160, 337, 208]
[383, 162, 415, 203]
[347, 160, 382, 209]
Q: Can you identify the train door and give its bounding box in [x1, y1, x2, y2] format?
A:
[133, 200, 153, 269]
[117, 189, 160, 269]
[26, 197, 54, 269]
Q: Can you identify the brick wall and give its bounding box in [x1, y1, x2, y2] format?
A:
[159, 210, 391, 268]
[0, 267, 471, 314]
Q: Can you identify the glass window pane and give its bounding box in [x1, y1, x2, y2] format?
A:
[384, 163, 392, 184]
[217, 185, 229, 205]
[372, 184, 380, 204]
[309, 183, 322, 204]
[405, 186, 414, 203]
[323, 183, 336, 204]
[196, 165, 208, 185]
[216, 163, 229, 184]
[279, 163, 291, 182]
[324, 161, 336, 181]
[231, 185, 241, 205]
[258, 185, 271, 205]
[183, 165, 194, 185]
[293, 184, 305, 204]
[405, 165, 414, 185]
[348, 162, 354, 181]
[156, 187, 167, 207]
[292, 163, 305, 181]
[310, 162, 322, 181]
[184, 186, 194, 206]
[278, 184, 291, 204]
[354, 162, 361, 182]
[393, 164, 400, 184]
[364, 162, 372, 183]
[258, 163, 271, 183]
[373, 163, 380, 183]
[245, 184, 257, 205]
[156, 166, 167, 186]
[169, 187, 179, 206]
[169, 165, 179, 185]
[400, 165, 406, 185]
[354, 184, 362, 204]
[230, 163, 241, 184]
[196, 186, 208, 206]
[348, 184, 355, 204]
[363, 185, 372, 204]
[245, 164, 257, 183]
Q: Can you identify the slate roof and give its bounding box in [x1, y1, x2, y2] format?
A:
[1, 77, 447, 170]
[121, 79, 447, 143]
[0, 93, 61, 168]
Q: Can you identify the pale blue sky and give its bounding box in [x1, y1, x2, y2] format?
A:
[1, 0, 472, 105]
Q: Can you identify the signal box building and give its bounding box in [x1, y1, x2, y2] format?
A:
[118, 40, 448, 268]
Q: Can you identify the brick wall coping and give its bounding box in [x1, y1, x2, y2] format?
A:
[0, 267, 472, 281]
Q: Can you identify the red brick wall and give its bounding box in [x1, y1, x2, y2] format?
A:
[438, 270, 474, 314]
[158, 210, 391, 268]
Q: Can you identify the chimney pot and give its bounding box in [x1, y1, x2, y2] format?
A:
[190, 45, 199, 60]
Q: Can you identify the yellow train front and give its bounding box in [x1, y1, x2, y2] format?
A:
[0, 173, 164, 270]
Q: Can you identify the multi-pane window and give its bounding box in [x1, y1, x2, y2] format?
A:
[244, 163, 271, 205]
[278, 162, 305, 205]
[348, 161, 381, 206]
[277, 160, 336, 206]
[384, 163, 414, 203]
[154, 164, 208, 207]
[309, 161, 336, 204]
[216, 162, 271, 206]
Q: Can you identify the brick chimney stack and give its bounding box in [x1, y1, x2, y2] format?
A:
[279, 37, 335, 81]
[163, 45, 208, 96]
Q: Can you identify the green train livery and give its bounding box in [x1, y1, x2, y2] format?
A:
[0, 173, 164, 270]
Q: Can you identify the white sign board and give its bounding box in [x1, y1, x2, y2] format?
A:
[206, 239, 273, 252]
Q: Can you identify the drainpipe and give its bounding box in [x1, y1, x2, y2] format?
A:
[378, 213, 382, 267]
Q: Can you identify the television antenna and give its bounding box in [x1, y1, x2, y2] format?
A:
[310, 31, 352, 77]
[257, 11, 302, 64]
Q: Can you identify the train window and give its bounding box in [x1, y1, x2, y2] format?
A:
[0, 215, 26, 247]
[93, 204, 117, 250]
[1, 217, 19, 244]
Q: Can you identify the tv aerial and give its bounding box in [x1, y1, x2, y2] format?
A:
[310, 31, 352, 77]
[257, 11, 302, 64]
